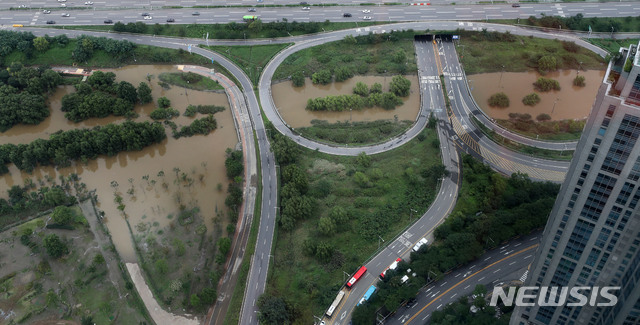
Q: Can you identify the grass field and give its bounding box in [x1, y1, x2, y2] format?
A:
[586, 38, 640, 54]
[495, 118, 585, 141]
[52, 21, 390, 39]
[273, 34, 418, 81]
[456, 31, 605, 75]
[2, 39, 238, 85]
[159, 71, 225, 91]
[267, 127, 442, 323]
[471, 116, 574, 160]
[204, 43, 292, 86]
[297, 119, 414, 145]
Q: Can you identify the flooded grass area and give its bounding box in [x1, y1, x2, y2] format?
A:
[0, 65, 238, 268]
[468, 69, 605, 139]
[272, 75, 420, 128]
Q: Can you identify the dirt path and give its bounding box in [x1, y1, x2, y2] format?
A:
[126, 263, 199, 325]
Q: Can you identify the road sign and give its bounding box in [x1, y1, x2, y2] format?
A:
[452, 35, 459, 40]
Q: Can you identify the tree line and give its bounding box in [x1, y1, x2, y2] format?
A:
[1, 185, 77, 230]
[0, 64, 62, 132]
[350, 155, 559, 324]
[0, 121, 166, 174]
[306, 77, 411, 112]
[72, 35, 135, 63]
[61, 71, 151, 122]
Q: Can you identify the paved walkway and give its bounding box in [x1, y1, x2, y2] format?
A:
[126, 263, 200, 325]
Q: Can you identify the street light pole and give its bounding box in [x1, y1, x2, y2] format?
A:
[552, 98, 559, 114]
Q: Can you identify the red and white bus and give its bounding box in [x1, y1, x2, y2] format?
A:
[380, 258, 402, 279]
[346, 266, 367, 288]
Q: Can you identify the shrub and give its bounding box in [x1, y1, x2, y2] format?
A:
[488, 92, 510, 108]
[538, 55, 557, 73]
[536, 113, 552, 122]
[522, 93, 541, 106]
[533, 77, 561, 92]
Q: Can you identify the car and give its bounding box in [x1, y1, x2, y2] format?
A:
[166, 18, 175, 22]
[343, 13, 351, 17]
[104, 19, 113, 24]
[192, 11, 200, 15]
[362, 9, 370, 13]
[248, 8, 256, 12]
[412, 237, 428, 252]
[380, 258, 402, 279]
[85, 1, 94, 5]
[43, 10, 51, 14]
[46, 20, 56, 24]
[141, 12, 150, 16]
[143, 16, 152, 20]
[512, 3, 520, 7]
[302, 7, 311, 10]
[61, 13, 70, 17]
[363, 16, 372, 20]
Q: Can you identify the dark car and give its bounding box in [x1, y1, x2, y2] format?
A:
[46, 20, 56, 24]
[166, 18, 175, 22]
[343, 13, 352, 17]
[104, 19, 113, 24]
[511, 3, 520, 7]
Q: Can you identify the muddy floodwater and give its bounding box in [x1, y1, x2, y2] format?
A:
[0, 65, 237, 261]
[468, 69, 605, 121]
[272, 75, 421, 128]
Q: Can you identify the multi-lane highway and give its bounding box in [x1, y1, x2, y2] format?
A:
[3, 2, 640, 26]
[385, 232, 542, 325]
[7, 6, 640, 324]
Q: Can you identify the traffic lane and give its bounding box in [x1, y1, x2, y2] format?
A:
[386, 239, 540, 325]
[7, 3, 640, 26]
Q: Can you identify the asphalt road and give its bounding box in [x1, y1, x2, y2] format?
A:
[3, 2, 640, 26]
[439, 40, 571, 182]
[385, 231, 542, 325]
[12, 16, 639, 325]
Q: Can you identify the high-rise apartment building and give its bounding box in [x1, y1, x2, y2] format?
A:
[510, 41, 640, 325]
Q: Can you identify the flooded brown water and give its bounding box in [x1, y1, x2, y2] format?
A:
[468, 69, 605, 121]
[0, 65, 237, 261]
[272, 75, 421, 128]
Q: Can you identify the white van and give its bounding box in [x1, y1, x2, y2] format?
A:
[412, 237, 428, 252]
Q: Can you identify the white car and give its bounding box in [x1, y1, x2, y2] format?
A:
[362, 9, 371, 13]
[302, 6, 311, 10]
[412, 237, 428, 252]
[143, 16, 152, 20]
[363, 16, 372, 20]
